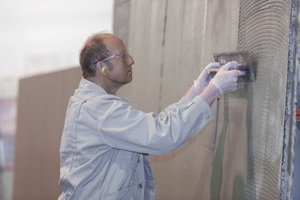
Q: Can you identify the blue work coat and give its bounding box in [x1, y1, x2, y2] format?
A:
[58, 78, 212, 200]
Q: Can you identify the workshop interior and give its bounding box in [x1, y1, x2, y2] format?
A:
[0, 0, 299, 199]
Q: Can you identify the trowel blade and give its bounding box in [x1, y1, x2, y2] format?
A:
[213, 51, 256, 82]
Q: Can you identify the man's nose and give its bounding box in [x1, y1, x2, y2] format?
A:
[127, 54, 135, 65]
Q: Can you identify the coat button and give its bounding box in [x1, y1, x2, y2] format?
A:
[138, 184, 143, 189]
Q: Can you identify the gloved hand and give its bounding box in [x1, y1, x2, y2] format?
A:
[210, 61, 246, 96]
[194, 62, 221, 94]
[183, 62, 221, 102]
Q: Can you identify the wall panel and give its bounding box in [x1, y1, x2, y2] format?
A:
[13, 68, 81, 200]
[114, 0, 297, 199]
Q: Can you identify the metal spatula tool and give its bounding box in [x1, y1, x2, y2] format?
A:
[208, 51, 256, 82]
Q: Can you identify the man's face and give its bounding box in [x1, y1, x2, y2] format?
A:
[102, 35, 134, 86]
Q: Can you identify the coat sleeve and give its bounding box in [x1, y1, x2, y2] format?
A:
[96, 95, 213, 155]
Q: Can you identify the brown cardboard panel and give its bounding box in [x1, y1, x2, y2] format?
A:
[14, 67, 81, 200]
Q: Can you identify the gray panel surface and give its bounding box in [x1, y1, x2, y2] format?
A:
[114, 0, 297, 199]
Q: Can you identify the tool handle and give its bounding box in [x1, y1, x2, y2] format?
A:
[207, 63, 249, 75]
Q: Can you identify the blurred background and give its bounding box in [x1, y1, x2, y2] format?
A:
[1, 0, 299, 199]
[0, 0, 113, 199]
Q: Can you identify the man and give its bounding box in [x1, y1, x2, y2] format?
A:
[58, 33, 245, 199]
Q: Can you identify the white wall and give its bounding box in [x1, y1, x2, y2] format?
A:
[0, 0, 114, 79]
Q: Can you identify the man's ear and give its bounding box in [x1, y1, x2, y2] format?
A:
[96, 62, 107, 75]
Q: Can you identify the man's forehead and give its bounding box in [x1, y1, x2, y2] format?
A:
[103, 35, 125, 52]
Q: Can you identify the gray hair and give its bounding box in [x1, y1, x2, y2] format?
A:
[79, 33, 110, 78]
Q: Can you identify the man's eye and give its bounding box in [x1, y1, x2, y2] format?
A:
[124, 51, 129, 59]
[120, 53, 126, 60]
